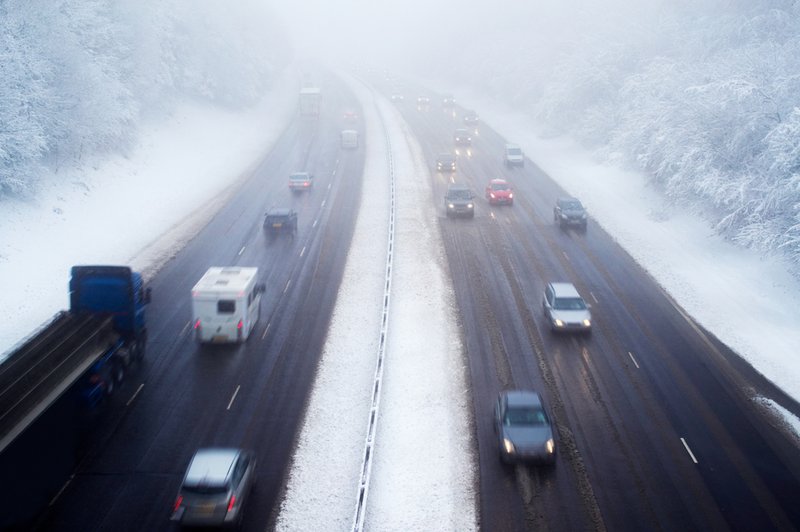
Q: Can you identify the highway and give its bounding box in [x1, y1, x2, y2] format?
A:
[388, 79, 800, 531]
[26, 71, 800, 531]
[37, 72, 365, 531]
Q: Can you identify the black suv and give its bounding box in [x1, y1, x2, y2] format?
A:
[553, 197, 587, 230]
[445, 184, 475, 218]
[263, 208, 297, 237]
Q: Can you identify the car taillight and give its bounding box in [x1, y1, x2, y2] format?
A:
[237, 319, 243, 330]
[173, 495, 183, 512]
[227, 495, 236, 513]
[193, 319, 201, 329]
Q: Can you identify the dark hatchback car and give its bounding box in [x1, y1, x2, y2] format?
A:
[171, 448, 256, 528]
[453, 128, 472, 146]
[444, 184, 475, 218]
[263, 208, 297, 237]
[554, 197, 588, 230]
[494, 390, 556, 465]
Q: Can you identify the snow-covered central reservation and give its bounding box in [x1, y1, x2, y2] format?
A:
[2, 66, 800, 527]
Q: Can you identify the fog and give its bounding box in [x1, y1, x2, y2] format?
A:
[270, 0, 800, 276]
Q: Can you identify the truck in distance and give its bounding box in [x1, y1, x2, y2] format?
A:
[191, 267, 265, 343]
[341, 129, 359, 149]
[299, 87, 321, 116]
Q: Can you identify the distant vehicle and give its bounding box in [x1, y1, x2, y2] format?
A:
[263, 208, 297, 238]
[341, 129, 359, 149]
[289, 172, 314, 192]
[442, 94, 456, 107]
[390, 94, 404, 102]
[191, 267, 265, 343]
[445, 184, 475, 218]
[485, 178, 514, 205]
[453, 128, 472, 146]
[417, 96, 430, 105]
[343, 109, 358, 121]
[494, 390, 556, 464]
[436, 153, 456, 172]
[171, 448, 256, 528]
[463, 110, 479, 125]
[299, 87, 321, 116]
[503, 143, 524, 167]
[542, 282, 592, 334]
[554, 197, 588, 230]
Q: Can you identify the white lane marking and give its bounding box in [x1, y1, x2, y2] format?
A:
[313, 219, 318, 228]
[490, 211, 496, 220]
[300, 246, 306, 258]
[627, 351, 640, 369]
[562, 251, 570, 261]
[227, 385, 241, 410]
[49, 474, 75, 506]
[590, 291, 599, 303]
[284, 279, 292, 294]
[328, 182, 333, 190]
[180, 321, 191, 336]
[681, 437, 698, 464]
[261, 322, 271, 340]
[126, 383, 145, 406]
[238, 246, 246, 256]
[321, 199, 327, 207]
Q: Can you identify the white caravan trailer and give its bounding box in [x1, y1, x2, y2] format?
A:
[299, 87, 321, 116]
[191, 267, 264, 343]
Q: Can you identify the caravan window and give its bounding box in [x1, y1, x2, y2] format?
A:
[218, 300, 236, 314]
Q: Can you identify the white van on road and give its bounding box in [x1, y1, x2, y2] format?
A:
[341, 129, 359, 149]
[192, 267, 265, 343]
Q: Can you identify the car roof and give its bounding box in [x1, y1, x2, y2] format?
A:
[502, 390, 543, 408]
[267, 207, 294, 216]
[454, 128, 470, 133]
[505, 143, 521, 149]
[437, 153, 455, 159]
[549, 282, 582, 298]
[447, 183, 471, 191]
[489, 178, 509, 185]
[184, 448, 240, 487]
[290, 171, 310, 177]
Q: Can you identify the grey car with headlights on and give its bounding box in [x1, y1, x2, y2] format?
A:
[494, 390, 556, 464]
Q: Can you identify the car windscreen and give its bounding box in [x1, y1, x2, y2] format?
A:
[504, 407, 548, 426]
[182, 484, 228, 495]
[507, 148, 522, 156]
[553, 297, 587, 311]
[563, 200, 583, 210]
[447, 189, 471, 200]
[491, 183, 510, 191]
[218, 300, 236, 314]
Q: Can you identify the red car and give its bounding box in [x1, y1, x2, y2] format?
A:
[485, 179, 514, 205]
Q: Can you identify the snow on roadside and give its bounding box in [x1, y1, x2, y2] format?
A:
[274, 80, 390, 531]
[453, 87, 800, 435]
[0, 70, 298, 359]
[275, 80, 477, 530]
[364, 98, 476, 531]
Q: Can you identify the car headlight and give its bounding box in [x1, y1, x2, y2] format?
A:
[467, 203, 474, 209]
[448, 203, 455, 209]
[489, 193, 496, 198]
[554, 319, 564, 327]
[546, 438, 555, 454]
[503, 438, 515, 454]
[508, 193, 514, 199]
[583, 319, 591, 327]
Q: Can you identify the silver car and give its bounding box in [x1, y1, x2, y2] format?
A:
[543, 282, 592, 333]
[494, 390, 556, 464]
[171, 448, 256, 528]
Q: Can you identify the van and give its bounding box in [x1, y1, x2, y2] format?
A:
[191, 267, 265, 343]
[341, 129, 359, 149]
[504, 143, 525, 167]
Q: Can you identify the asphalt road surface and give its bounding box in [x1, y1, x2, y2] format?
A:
[385, 78, 800, 532]
[38, 72, 365, 531]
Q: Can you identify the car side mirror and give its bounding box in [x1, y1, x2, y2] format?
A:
[143, 287, 152, 304]
[256, 283, 266, 294]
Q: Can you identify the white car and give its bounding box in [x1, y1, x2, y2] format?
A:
[543, 282, 592, 334]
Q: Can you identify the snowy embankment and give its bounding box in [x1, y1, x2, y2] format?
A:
[0, 70, 298, 360]
[275, 80, 477, 530]
[453, 87, 800, 436]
